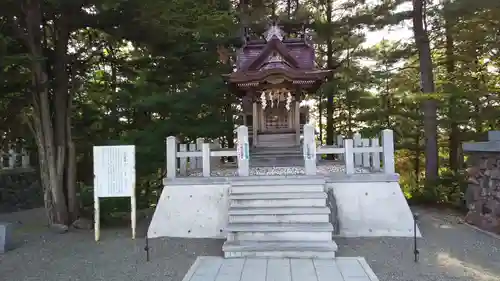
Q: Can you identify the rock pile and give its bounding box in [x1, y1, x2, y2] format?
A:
[465, 153, 500, 233]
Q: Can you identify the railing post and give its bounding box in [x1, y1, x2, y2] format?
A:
[237, 125, 249, 176]
[353, 133, 362, 167]
[210, 139, 221, 169]
[382, 129, 395, 174]
[336, 135, 344, 147]
[8, 148, 16, 169]
[21, 148, 30, 168]
[337, 135, 344, 160]
[166, 136, 177, 179]
[371, 138, 381, 171]
[303, 124, 316, 175]
[179, 143, 187, 176]
[202, 143, 211, 177]
[362, 138, 370, 168]
[195, 138, 204, 169]
[344, 139, 354, 175]
[188, 143, 196, 170]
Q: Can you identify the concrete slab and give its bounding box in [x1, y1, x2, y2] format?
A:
[181, 256, 380, 281]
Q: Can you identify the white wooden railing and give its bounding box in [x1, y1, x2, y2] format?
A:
[166, 126, 250, 179]
[165, 125, 395, 179]
[303, 124, 395, 175]
[0, 148, 31, 170]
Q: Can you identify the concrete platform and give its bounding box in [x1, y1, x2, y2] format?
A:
[182, 256, 380, 281]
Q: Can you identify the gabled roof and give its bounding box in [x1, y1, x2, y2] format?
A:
[243, 38, 300, 71]
[224, 68, 331, 83]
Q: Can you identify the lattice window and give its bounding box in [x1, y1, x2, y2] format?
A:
[264, 106, 288, 130]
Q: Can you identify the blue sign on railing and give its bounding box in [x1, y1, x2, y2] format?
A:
[237, 141, 249, 161]
[303, 143, 316, 160]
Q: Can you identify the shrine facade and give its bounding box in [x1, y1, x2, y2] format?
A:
[224, 23, 331, 148]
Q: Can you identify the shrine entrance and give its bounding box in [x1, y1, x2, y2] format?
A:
[263, 103, 290, 132]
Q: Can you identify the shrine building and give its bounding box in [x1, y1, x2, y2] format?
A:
[223, 23, 331, 148]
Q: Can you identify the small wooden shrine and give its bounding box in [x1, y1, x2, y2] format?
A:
[223, 22, 331, 148]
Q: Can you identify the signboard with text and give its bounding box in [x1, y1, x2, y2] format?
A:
[93, 145, 136, 241]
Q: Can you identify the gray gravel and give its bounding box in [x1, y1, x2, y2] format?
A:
[336, 207, 500, 281]
[0, 208, 223, 281]
[1, 207, 499, 281]
[187, 162, 371, 177]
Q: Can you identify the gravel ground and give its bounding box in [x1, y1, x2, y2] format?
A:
[0, 208, 224, 281]
[187, 162, 372, 177]
[1, 207, 499, 281]
[336, 207, 500, 281]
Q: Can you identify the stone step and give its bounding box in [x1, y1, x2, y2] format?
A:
[229, 213, 329, 223]
[251, 153, 303, 159]
[228, 206, 331, 215]
[225, 250, 335, 259]
[255, 143, 296, 148]
[223, 240, 337, 259]
[226, 222, 333, 232]
[227, 230, 332, 242]
[251, 147, 301, 156]
[231, 177, 325, 187]
[230, 184, 325, 194]
[257, 134, 296, 141]
[230, 192, 326, 200]
[250, 159, 305, 168]
[230, 198, 326, 208]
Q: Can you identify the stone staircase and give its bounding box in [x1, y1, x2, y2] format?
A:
[223, 177, 337, 259]
[255, 133, 296, 148]
[251, 146, 304, 167]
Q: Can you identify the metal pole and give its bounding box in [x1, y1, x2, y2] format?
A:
[413, 213, 419, 262]
[144, 213, 151, 262]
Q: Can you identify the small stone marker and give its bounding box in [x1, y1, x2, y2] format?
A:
[0, 222, 13, 253]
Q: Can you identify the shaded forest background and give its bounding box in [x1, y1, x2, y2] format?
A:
[0, 0, 499, 225]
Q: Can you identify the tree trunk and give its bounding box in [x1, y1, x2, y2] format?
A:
[444, 3, 459, 173]
[318, 95, 323, 145]
[18, 0, 72, 225]
[286, 0, 291, 19]
[412, 0, 439, 185]
[325, 0, 334, 152]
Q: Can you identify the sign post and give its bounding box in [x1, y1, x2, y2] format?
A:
[93, 145, 136, 241]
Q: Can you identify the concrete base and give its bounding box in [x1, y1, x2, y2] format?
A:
[149, 174, 420, 240]
[327, 181, 422, 237]
[0, 222, 13, 254]
[147, 184, 230, 239]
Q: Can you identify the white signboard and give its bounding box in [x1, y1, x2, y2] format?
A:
[93, 145, 136, 241]
[94, 145, 135, 197]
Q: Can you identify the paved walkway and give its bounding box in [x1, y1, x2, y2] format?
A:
[182, 256, 379, 281]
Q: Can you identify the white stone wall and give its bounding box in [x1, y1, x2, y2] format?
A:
[147, 183, 230, 239]
[326, 181, 421, 238]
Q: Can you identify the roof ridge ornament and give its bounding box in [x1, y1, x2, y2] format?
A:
[264, 22, 284, 42]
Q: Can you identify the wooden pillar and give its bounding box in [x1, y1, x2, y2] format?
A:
[295, 100, 300, 145]
[252, 102, 258, 147]
[166, 136, 177, 179]
[237, 126, 250, 176]
[382, 129, 395, 174]
[303, 124, 316, 175]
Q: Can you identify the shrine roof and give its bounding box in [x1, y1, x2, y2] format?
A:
[223, 68, 331, 83]
[243, 38, 300, 71]
[224, 23, 331, 93]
